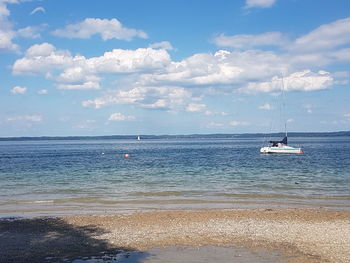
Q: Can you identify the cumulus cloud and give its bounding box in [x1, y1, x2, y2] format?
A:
[82, 85, 194, 111]
[0, 1, 19, 51]
[12, 43, 75, 75]
[243, 70, 333, 93]
[13, 44, 171, 90]
[52, 18, 148, 41]
[14, 44, 171, 76]
[84, 48, 170, 73]
[148, 41, 174, 50]
[214, 32, 288, 49]
[213, 17, 350, 69]
[10, 86, 27, 94]
[108, 113, 135, 121]
[292, 17, 350, 53]
[245, 0, 276, 9]
[0, 1, 46, 51]
[11, 17, 349, 114]
[0, 29, 18, 51]
[16, 26, 42, 38]
[57, 81, 101, 90]
[138, 49, 286, 87]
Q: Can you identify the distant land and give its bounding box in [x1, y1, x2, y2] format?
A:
[0, 131, 349, 141]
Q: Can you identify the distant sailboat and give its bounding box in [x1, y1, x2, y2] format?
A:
[260, 77, 304, 154]
[137, 135, 141, 141]
[260, 135, 304, 154]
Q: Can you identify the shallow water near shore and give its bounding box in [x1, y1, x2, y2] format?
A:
[71, 246, 285, 263]
[1, 135, 349, 216]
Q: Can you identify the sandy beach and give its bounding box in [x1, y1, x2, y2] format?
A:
[1, 208, 349, 263]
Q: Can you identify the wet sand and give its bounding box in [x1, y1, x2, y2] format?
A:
[1, 209, 349, 263]
[71, 246, 285, 263]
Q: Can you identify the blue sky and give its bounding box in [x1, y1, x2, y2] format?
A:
[1, 0, 350, 136]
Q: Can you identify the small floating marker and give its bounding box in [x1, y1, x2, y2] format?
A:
[124, 153, 130, 158]
[101, 152, 105, 155]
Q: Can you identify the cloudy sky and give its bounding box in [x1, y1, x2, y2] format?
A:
[1, 0, 350, 136]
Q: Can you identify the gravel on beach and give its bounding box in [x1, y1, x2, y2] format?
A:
[1, 209, 349, 263]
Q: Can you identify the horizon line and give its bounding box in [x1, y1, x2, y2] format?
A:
[0, 131, 349, 140]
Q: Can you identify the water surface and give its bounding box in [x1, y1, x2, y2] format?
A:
[0, 136, 349, 216]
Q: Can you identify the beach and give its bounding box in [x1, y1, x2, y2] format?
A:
[1, 208, 349, 263]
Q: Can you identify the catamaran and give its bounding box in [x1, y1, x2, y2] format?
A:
[260, 77, 304, 154]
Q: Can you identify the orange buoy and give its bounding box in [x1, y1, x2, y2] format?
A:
[124, 153, 130, 158]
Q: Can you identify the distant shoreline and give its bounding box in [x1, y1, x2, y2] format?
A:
[0, 131, 349, 141]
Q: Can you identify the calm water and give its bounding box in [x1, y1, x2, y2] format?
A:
[0, 136, 349, 216]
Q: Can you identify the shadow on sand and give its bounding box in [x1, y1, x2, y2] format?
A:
[0, 217, 147, 263]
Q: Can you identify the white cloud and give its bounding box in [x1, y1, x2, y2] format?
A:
[212, 18, 350, 70]
[52, 18, 148, 41]
[37, 89, 48, 95]
[292, 17, 350, 53]
[14, 43, 170, 79]
[10, 86, 27, 94]
[25, 42, 56, 57]
[138, 49, 285, 88]
[0, 2, 42, 51]
[30, 7, 45, 15]
[16, 25, 43, 39]
[84, 48, 170, 73]
[259, 103, 274, 110]
[10, 16, 349, 115]
[148, 41, 174, 50]
[245, 0, 276, 9]
[13, 44, 172, 90]
[82, 85, 194, 111]
[0, 29, 18, 51]
[108, 113, 135, 121]
[56, 81, 101, 90]
[229, 120, 250, 126]
[0, 1, 19, 51]
[12, 43, 75, 75]
[186, 103, 206, 113]
[243, 70, 333, 93]
[214, 32, 287, 49]
[56, 67, 101, 90]
[7, 115, 42, 122]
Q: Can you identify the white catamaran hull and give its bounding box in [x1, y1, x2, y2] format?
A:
[260, 145, 304, 154]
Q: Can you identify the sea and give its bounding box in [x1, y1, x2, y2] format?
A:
[0, 134, 349, 217]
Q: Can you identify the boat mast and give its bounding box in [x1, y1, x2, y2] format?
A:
[281, 76, 287, 138]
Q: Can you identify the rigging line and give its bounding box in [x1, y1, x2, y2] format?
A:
[281, 75, 287, 137]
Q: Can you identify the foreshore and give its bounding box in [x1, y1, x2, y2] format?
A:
[1, 208, 349, 263]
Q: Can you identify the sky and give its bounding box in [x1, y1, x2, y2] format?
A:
[1, 0, 350, 137]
